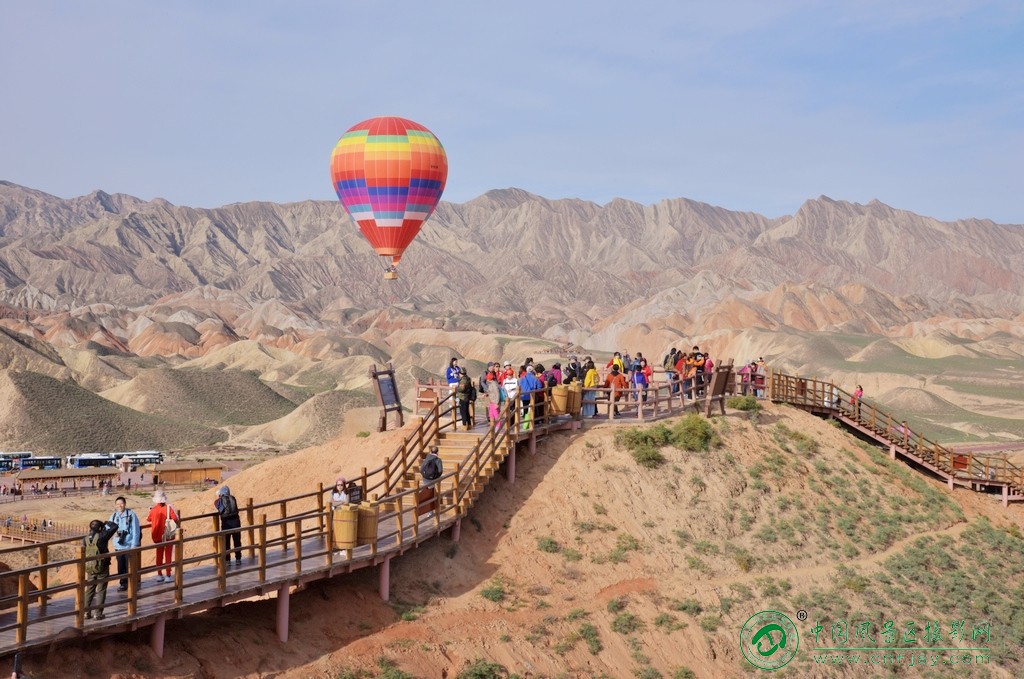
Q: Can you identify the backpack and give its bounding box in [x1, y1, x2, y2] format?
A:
[84, 534, 102, 576]
[219, 495, 239, 519]
[346, 481, 364, 504]
[466, 384, 477, 402]
[421, 455, 442, 481]
[663, 353, 673, 370]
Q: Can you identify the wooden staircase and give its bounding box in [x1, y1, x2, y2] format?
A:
[771, 372, 1024, 505]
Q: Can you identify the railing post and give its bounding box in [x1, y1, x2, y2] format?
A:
[293, 519, 303, 574]
[258, 514, 268, 583]
[395, 496, 404, 546]
[316, 482, 325, 533]
[37, 545, 48, 609]
[17, 573, 30, 643]
[279, 500, 288, 552]
[325, 507, 335, 567]
[216, 518, 226, 590]
[246, 498, 256, 559]
[75, 545, 86, 627]
[212, 514, 222, 563]
[174, 530, 184, 604]
[128, 550, 140, 616]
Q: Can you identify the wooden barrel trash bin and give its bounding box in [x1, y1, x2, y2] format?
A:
[332, 506, 358, 550]
[356, 502, 379, 546]
[550, 385, 569, 415]
[567, 382, 583, 415]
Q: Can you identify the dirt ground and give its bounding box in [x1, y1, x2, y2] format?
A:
[4, 403, 1023, 678]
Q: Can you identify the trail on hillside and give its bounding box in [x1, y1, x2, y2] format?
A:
[703, 521, 968, 590]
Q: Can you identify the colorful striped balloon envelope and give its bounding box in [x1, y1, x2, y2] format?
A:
[330, 116, 448, 279]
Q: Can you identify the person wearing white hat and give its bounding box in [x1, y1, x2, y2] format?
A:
[146, 489, 179, 582]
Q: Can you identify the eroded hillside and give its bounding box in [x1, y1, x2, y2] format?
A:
[21, 403, 1024, 678]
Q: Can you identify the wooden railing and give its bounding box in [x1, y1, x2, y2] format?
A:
[770, 372, 1024, 494]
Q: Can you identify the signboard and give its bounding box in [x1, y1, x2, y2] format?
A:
[369, 363, 405, 432]
[378, 373, 400, 409]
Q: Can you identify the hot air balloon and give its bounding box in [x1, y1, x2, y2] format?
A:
[329, 116, 448, 280]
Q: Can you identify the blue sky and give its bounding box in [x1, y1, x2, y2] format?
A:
[2, 1, 1022, 222]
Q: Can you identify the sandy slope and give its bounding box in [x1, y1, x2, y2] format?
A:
[8, 403, 1024, 678]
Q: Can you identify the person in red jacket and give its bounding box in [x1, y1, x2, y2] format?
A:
[604, 365, 629, 416]
[147, 489, 179, 583]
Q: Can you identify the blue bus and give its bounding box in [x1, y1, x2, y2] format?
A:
[19, 456, 63, 470]
[66, 453, 116, 469]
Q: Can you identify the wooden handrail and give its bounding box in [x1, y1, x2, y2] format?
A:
[769, 371, 1024, 492]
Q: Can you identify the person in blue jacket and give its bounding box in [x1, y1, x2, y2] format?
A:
[518, 365, 543, 419]
[109, 495, 141, 592]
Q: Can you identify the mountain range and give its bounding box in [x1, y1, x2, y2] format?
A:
[0, 179, 1022, 451]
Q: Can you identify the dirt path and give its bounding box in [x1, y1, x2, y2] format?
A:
[702, 521, 968, 590]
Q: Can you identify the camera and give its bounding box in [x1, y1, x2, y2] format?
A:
[117, 530, 127, 540]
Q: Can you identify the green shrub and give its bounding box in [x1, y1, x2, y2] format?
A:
[607, 596, 628, 613]
[612, 613, 644, 634]
[457, 659, 508, 679]
[673, 598, 702, 616]
[727, 395, 762, 412]
[480, 580, 506, 602]
[672, 414, 719, 451]
[562, 548, 582, 562]
[356, 431, 371, 438]
[672, 668, 697, 679]
[632, 445, 666, 468]
[579, 622, 602, 654]
[634, 669, 663, 679]
[654, 613, 687, 631]
[537, 536, 560, 553]
[699, 615, 721, 632]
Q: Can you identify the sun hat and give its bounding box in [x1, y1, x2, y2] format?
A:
[217, 485, 230, 496]
[153, 489, 168, 504]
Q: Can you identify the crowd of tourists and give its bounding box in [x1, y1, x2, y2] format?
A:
[441, 349, 770, 424]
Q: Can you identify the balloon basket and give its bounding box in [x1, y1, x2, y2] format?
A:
[383, 271, 398, 280]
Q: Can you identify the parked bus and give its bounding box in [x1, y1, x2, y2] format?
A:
[19, 456, 63, 470]
[66, 453, 116, 469]
[0, 452, 32, 461]
[113, 451, 164, 470]
[0, 459, 15, 473]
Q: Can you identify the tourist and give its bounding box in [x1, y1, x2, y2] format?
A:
[83, 518, 118, 620]
[604, 365, 629, 416]
[455, 369, 474, 429]
[581, 360, 599, 418]
[147, 490, 179, 583]
[518, 365, 543, 424]
[215, 486, 242, 567]
[852, 385, 864, 419]
[109, 496, 141, 592]
[330, 476, 349, 508]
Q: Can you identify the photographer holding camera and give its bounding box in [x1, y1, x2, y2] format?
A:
[109, 496, 141, 592]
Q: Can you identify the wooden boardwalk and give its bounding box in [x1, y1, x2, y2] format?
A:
[1, 366, 1019, 661]
[770, 373, 1024, 504]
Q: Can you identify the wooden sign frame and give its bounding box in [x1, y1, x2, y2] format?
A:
[369, 362, 405, 432]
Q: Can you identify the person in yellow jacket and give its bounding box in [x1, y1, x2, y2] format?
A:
[605, 352, 625, 374]
[581, 360, 599, 418]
